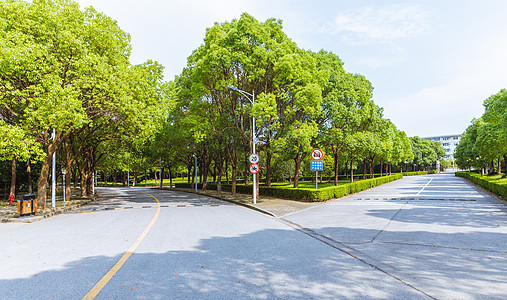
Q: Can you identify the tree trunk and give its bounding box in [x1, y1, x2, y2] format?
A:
[27, 158, 32, 194]
[9, 156, 16, 198]
[293, 151, 305, 188]
[380, 162, 383, 177]
[86, 169, 93, 195]
[350, 157, 354, 183]
[73, 167, 78, 188]
[168, 166, 173, 188]
[231, 164, 237, 195]
[225, 159, 229, 184]
[333, 150, 339, 186]
[370, 158, 375, 178]
[80, 166, 88, 197]
[362, 158, 367, 180]
[293, 158, 302, 188]
[216, 157, 223, 194]
[266, 151, 272, 187]
[37, 154, 52, 209]
[244, 148, 249, 185]
[63, 139, 72, 202]
[504, 154, 507, 175]
[37, 139, 59, 209]
[212, 161, 217, 184]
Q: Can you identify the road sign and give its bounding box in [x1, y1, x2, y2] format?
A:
[249, 154, 259, 164]
[249, 163, 259, 174]
[311, 148, 324, 160]
[311, 160, 323, 171]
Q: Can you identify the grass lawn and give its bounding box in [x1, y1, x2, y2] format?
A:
[104, 177, 358, 190]
[481, 174, 507, 185]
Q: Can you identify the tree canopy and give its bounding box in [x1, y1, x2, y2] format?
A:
[1, 7, 436, 204]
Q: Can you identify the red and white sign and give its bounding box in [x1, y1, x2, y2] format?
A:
[249, 164, 259, 174]
[311, 149, 324, 160]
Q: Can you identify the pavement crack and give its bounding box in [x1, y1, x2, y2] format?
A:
[370, 203, 407, 243]
[374, 240, 507, 254]
[279, 217, 437, 300]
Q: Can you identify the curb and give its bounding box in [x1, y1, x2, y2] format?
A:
[159, 187, 277, 218]
[1, 198, 97, 223]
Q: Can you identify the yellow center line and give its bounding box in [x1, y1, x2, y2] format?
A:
[82, 193, 161, 300]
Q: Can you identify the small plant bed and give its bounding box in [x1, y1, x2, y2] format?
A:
[0, 200, 12, 208]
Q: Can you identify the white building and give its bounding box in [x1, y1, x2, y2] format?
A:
[423, 134, 461, 160]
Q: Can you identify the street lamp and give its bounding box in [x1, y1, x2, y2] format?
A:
[52, 129, 56, 208]
[194, 153, 197, 192]
[227, 85, 257, 204]
[62, 168, 66, 207]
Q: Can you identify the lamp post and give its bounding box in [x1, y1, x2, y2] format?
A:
[194, 153, 198, 192]
[52, 129, 56, 208]
[227, 85, 257, 204]
[62, 168, 66, 207]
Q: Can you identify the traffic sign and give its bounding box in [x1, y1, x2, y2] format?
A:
[249, 164, 259, 174]
[311, 160, 323, 171]
[249, 154, 259, 164]
[311, 149, 324, 160]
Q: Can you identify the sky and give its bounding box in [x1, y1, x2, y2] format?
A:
[74, 0, 507, 138]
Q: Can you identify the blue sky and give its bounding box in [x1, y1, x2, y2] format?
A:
[75, 0, 507, 138]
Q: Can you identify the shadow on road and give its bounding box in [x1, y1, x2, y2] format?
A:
[1, 225, 506, 299]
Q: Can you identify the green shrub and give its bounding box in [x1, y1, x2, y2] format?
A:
[455, 171, 507, 199]
[402, 170, 438, 176]
[175, 174, 402, 202]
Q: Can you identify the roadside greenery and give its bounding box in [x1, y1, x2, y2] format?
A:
[1, 4, 445, 204]
[455, 171, 507, 200]
[175, 174, 402, 202]
[455, 89, 507, 175]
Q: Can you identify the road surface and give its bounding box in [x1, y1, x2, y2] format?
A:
[0, 172, 506, 299]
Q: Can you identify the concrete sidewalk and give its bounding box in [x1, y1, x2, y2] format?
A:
[170, 187, 322, 218]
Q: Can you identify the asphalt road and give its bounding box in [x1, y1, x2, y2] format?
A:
[0, 172, 506, 299]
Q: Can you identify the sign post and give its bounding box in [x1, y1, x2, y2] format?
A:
[311, 149, 324, 189]
[249, 163, 259, 204]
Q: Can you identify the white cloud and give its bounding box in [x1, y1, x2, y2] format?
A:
[318, 4, 430, 45]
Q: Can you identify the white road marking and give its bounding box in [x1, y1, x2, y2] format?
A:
[416, 178, 433, 196]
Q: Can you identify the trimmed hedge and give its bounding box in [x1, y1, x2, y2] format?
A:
[175, 174, 402, 202]
[402, 170, 438, 176]
[455, 171, 507, 200]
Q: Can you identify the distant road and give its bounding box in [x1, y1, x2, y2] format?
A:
[0, 173, 506, 299]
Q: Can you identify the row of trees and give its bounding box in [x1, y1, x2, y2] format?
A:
[0, 0, 167, 208]
[145, 13, 445, 194]
[455, 89, 507, 174]
[1, 4, 445, 205]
